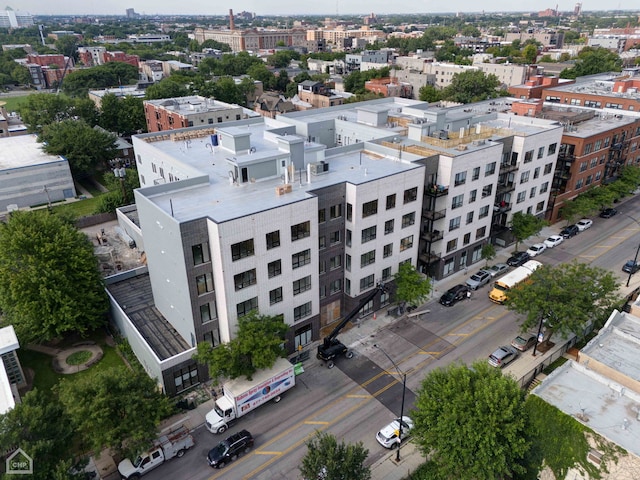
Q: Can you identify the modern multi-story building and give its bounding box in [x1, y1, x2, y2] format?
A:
[110, 97, 564, 394]
[143, 96, 257, 133]
[193, 27, 308, 53]
[0, 7, 33, 28]
[297, 81, 344, 108]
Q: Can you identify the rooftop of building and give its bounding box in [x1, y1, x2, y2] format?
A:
[539, 108, 639, 137]
[0, 325, 19, 415]
[543, 71, 640, 100]
[88, 86, 146, 99]
[143, 95, 245, 114]
[106, 270, 191, 361]
[0, 134, 65, 170]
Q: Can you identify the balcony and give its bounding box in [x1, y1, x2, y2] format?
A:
[496, 181, 515, 194]
[419, 251, 441, 264]
[422, 208, 446, 221]
[492, 202, 511, 214]
[421, 229, 443, 242]
[499, 162, 518, 174]
[557, 152, 575, 162]
[425, 184, 449, 197]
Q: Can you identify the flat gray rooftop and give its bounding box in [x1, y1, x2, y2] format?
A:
[107, 273, 190, 360]
[0, 134, 64, 170]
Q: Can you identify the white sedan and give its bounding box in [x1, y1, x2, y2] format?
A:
[543, 235, 564, 248]
[526, 243, 547, 257]
[576, 219, 593, 231]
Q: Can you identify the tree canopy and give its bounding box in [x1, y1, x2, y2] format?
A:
[0, 211, 109, 343]
[98, 93, 146, 136]
[412, 361, 530, 480]
[440, 69, 503, 103]
[299, 431, 370, 480]
[393, 262, 431, 308]
[56, 367, 173, 458]
[194, 310, 288, 382]
[60, 62, 139, 97]
[504, 261, 620, 339]
[19, 93, 97, 136]
[510, 212, 547, 251]
[560, 47, 622, 79]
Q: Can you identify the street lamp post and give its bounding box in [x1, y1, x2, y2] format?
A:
[373, 344, 407, 463]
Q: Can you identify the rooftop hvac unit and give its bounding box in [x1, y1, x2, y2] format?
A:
[309, 161, 330, 176]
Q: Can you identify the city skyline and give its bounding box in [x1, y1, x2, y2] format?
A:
[10, 1, 627, 18]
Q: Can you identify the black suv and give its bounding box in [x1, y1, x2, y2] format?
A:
[207, 430, 254, 468]
[560, 224, 579, 238]
[439, 284, 470, 307]
[507, 251, 530, 267]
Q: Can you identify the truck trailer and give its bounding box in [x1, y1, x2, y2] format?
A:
[205, 357, 295, 434]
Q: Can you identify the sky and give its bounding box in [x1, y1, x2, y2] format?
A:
[10, 1, 617, 17]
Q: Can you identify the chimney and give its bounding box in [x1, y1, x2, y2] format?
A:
[229, 9, 235, 31]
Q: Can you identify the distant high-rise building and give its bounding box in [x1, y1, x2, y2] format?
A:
[574, 2, 582, 16]
[126, 8, 139, 18]
[0, 7, 34, 28]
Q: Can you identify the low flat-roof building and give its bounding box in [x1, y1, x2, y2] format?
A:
[0, 325, 23, 414]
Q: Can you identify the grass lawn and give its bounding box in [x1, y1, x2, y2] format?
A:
[0, 94, 30, 112]
[53, 196, 104, 218]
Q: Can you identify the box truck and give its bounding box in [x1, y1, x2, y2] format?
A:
[205, 357, 295, 434]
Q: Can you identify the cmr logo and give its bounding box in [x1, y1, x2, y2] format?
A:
[6, 448, 33, 475]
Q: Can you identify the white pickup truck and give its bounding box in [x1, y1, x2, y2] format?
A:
[117, 425, 194, 479]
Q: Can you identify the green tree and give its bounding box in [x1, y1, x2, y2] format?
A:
[510, 212, 547, 251]
[418, 84, 441, 102]
[61, 62, 139, 97]
[393, 262, 431, 308]
[247, 63, 276, 90]
[299, 431, 370, 480]
[19, 93, 75, 135]
[441, 70, 502, 103]
[94, 167, 141, 213]
[412, 361, 530, 480]
[145, 77, 190, 100]
[504, 262, 620, 340]
[56, 368, 173, 458]
[560, 47, 622, 79]
[481, 243, 496, 267]
[522, 44, 539, 63]
[99, 93, 146, 135]
[213, 76, 244, 105]
[194, 310, 288, 382]
[0, 389, 76, 480]
[54, 35, 79, 61]
[0, 211, 109, 343]
[40, 119, 119, 177]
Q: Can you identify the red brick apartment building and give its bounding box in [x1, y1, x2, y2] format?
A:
[509, 75, 576, 100]
[364, 77, 413, 98]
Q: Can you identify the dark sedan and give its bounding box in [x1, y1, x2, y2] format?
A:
[507, 251, 530, 267]
[439, 284, 470, 307]
[560, 224, 579, 238]
[599, 208, 618, 218]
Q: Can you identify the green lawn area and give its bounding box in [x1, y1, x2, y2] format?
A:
[18, 333, 128, 393]
[0, 94, 30, 112]
[53, 195, 104, 218]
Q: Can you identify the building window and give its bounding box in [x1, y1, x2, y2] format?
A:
[536, 201, 545, 213]
[330, 255, 342, 270]
[404, 187, 418, 203]
[446, 239, 457, 253]
[294, 325, 313, 349]
[293, 276, 312, 295]
[234, 269, 256, 290]
[268, 259, 282, 278]
[579, 161, 587, 172]
[479, 205, 489, 218]
[237, 297, 258, 318]
[291, 221, 311, 241]
[524, 150, 533, 163]
[472, 166, 480, 181]
[192, 243, 210, 265]
[384, 219, 394, 235]
[469, 190, 477, 203]
[329, 230, 341, 244]
[482, 184, 493, 197]
[196, 273, 213, 295]
[231, 239, 254, 261]
[452, 194, 463, 209]
[319, 236, 326, 249]
[361, 250, 376, 267]
[603, 137, 610, 148]
[454, 171, 467, 186]
[383, 243, 393, 258]
[449, 216, 461, 231]
[485, 162, 496, 176]
[472, 245, 482, 262]
[270, 287, 283, 305]
[330, 204, 342, 219]
[537, 146, 545, 159]
[346, 229, 352, 247]
[329, 279, 342, 294]
[520, 171, 530, 184]
[540, 181, 548, 193]
[466, 211, 474, 224]
[400, 235, 413, 251]
[294, 302, 312, 321]
[346, 203, 353, 221]
[402, 212, 416, 227]
[382, 267, 392, 281]
[319, 260, 326, 274]
[173, 364, 199, 393]
[266, 231, 280, 250]
[530, 186, 537, 198]
[443, 258, 455, 275]
[318, 208, 326, 223]
[476, 226, 486, 239]
[517, 191, 526, 203]
[292, 249, 311, 269]
[362, 226, 377, 243]
[360, 274, 375, 291]
[463, 232, 471, 245]
[362, 200, 378, 217]
[575, 178, 584, 189]
[589, 157, 597, 169]
[534, 167, 540, 179]
[548, 143, 557, 155]
[386, 194, 396, 210]
[345, 278, 351, 295]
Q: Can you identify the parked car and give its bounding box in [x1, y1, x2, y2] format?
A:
[486, 263, 509, 278]
[488, 346, 518, 368]
[465, 270, 492, 290]
[439, 284, 470, 306]
[600, 208, 618, 218]
[511, 334, 537, 352]
[560, 225, 579, 238]
[376, 416, 414, 449]
[543, 235, 564, 248]
[507, 251, 530, 267]
[622, 260, 640, 274]
[207, 430, 254, 468]
[575, 219, 593, 231]
[526, 243, 547, 257]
